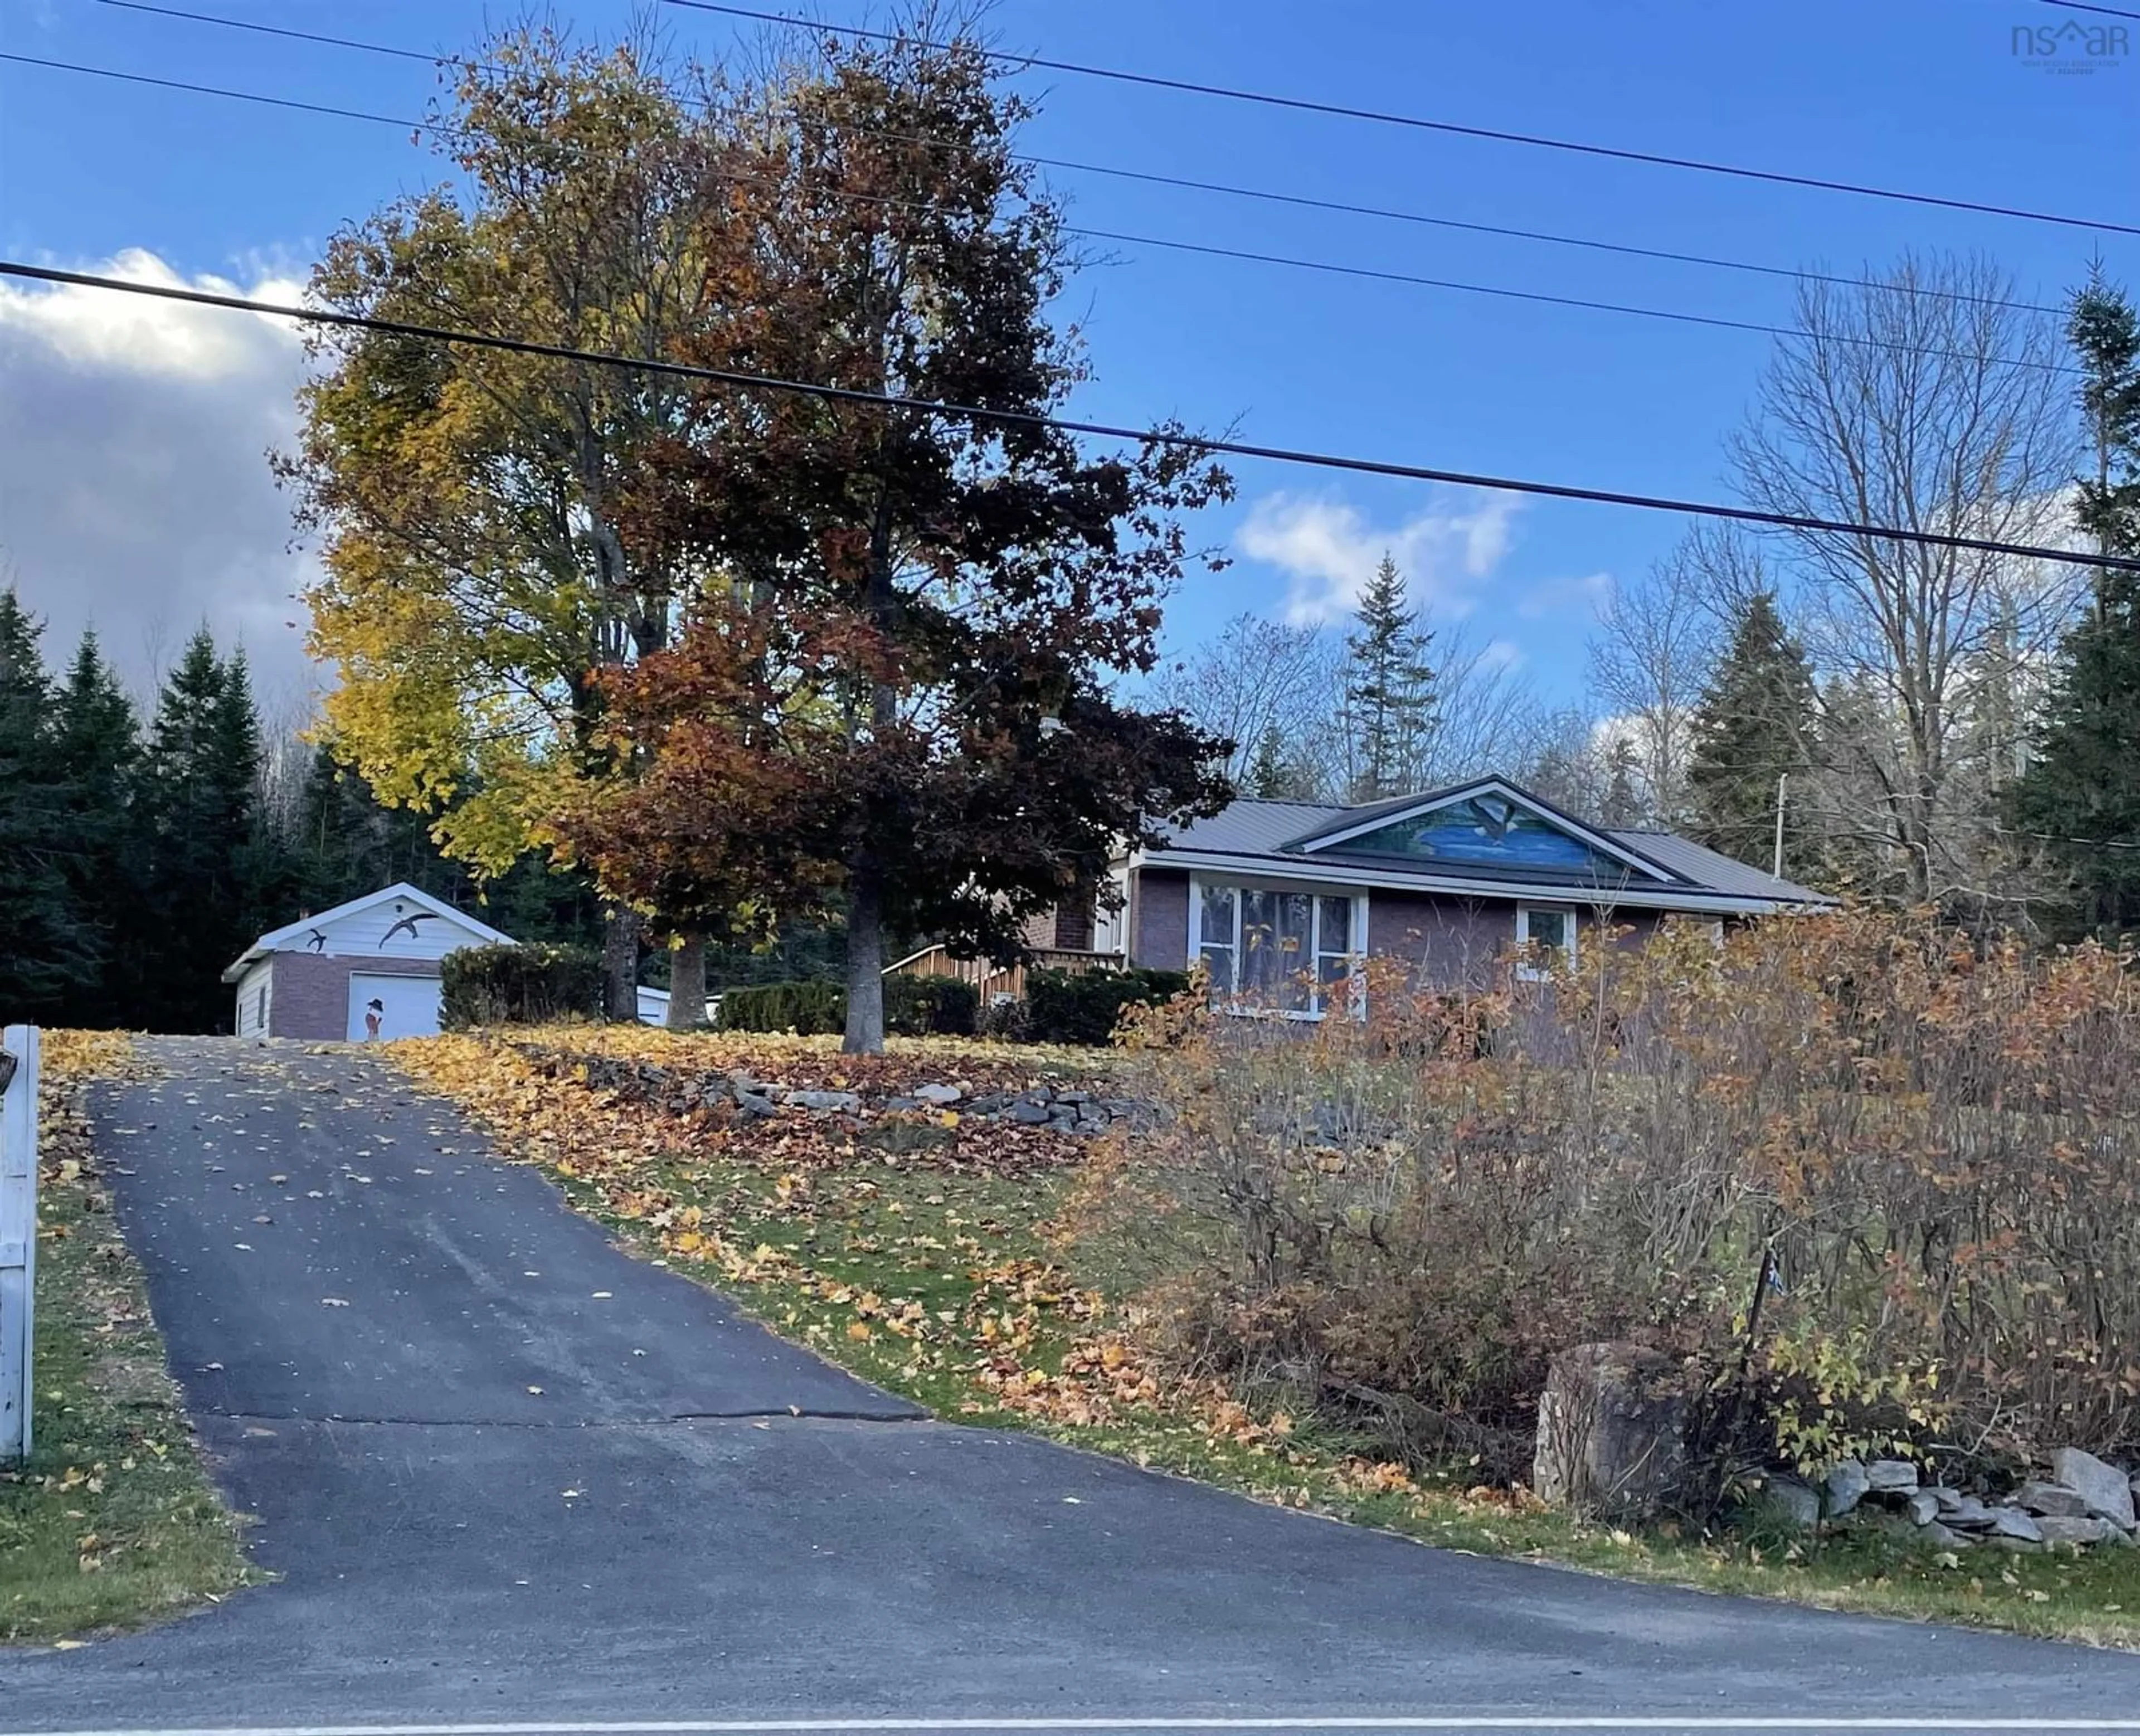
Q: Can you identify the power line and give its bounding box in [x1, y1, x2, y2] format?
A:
[2037, 1, 2140, 21]
[95, 0, 456, 66]
[1, 52, 2080, 380]
[6, 259, 2133, 580]
[665, 0, 2140, 240]
[87, 0, 2074, 321]
[0, 51, 458, 136]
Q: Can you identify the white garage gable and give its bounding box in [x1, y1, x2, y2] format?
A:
[236, 883, 514, 971]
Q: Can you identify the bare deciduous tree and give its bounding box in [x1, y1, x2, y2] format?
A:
[1732, 252, 2079, 905]
[1587, 529, 1734, 826]
[1154, 612, 1326, 787]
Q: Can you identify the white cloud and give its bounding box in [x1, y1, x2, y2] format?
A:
[0, 248, 320, 708]
[1236, 487, 1521, 626]
[1516, 570, 1614, 621]
[1476, 638, 1526, 672]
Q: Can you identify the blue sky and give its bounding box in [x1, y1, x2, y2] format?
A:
[1, 0, 2134, 703]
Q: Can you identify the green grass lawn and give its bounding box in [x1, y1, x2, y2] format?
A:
[0, 1035, 253, 1644]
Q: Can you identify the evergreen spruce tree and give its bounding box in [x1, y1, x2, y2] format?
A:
[1599, 737, 1644, 829]
[48, 630, 141, 1025]
[132, 630, 269, 1030]
[1686, 591, 1818, 877]
[0, 590, 96, 1018]
[1345, 553, 1437, 802]
[2008, 271, 2140, 937]
[1246, 724, 1306, 800]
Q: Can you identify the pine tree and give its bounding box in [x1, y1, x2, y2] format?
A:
[0, 590, 96, 1018]
[2007, 272, 2140, 936]
[1599, 737, 1644, 829]
[130, 630, 271, 1030]
[1686, 591, 1818, 877]
[48, 630, 141, 1025]
[1345, 553, 1436, 802]
[1246, 724, 1308, 800]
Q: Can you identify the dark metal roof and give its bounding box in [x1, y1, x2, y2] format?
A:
[1603, 829, 1825, 903]
[1149, 782, 1827, 907]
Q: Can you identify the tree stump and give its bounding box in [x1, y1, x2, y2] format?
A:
[1533, 1342, 1689, 1520]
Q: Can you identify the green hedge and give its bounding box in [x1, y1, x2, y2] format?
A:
[440, 941, 604, 1029]
[716, 975, 979, 1037]
[1024, 966, 1191, 1046]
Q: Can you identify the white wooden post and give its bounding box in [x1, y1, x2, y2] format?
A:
[0, 1025, 38, 1463]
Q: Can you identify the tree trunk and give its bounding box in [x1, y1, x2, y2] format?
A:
[665, 934, 706, 1030]
[601, 902, 641, 1022]
[843, 865, 886, 1055]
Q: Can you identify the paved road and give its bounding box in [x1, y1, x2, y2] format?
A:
[4, 1037, 2140, 1733]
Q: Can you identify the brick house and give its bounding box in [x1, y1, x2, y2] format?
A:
[1003, 775, 1821, 1018]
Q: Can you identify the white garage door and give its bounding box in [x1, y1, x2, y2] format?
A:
[347, 972, 444, 1042]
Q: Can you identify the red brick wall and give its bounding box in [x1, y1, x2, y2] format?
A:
[1368, 893, 1666, 989]
[1130, 868, 1191, 970]
[265, 952, 442, 1041]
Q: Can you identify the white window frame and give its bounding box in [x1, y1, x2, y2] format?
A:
[1514, 903, 1578, 980]
[1187, 872, 1368, 1020]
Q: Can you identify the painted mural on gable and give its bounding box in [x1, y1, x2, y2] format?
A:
[1341, 795, 1619, 873]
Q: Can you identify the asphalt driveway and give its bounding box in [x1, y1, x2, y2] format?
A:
[5, 1035, 2140, 1732]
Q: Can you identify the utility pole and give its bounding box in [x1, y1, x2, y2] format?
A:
[1773, 772, 1789, 880]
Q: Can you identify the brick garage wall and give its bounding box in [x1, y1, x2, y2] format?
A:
[1130, 868, 1190, 970]
[266, 952, 441, 1041]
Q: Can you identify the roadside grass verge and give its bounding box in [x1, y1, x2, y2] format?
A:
[394, 1027, 2140, 1649]
[0, 1031, 253, 1645]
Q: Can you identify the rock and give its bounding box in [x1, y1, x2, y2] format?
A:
[1823, 1460, 1870, 1519]
[915, 1083, 962, 1106]
[1533, 1342, 1689, 1521]
[1866, 1458, 1919, 1492]
[967, 1092, 1010, 1115]
[1919, 1519, 1973, 1549]
[2016, 1480, 2092, 1519]
[1988, 1506, 2045, 1545]
[884, 1096, 921, 1112]
[790, 1089, 862, 1112]
[2036, 1515, 2114, 1547]
[1930, 1486, 1966, 1515]
[1009, 1101, 1052, 1126]
[2050, 1447, 2137, 1529]
[735, 1091, 779, 1119]
[1758, 1474, 1822, 1529]
[1944, 1496, 1997, 1531]
[1904, 1490, 1940, 1526]
[2103, 1523, 2136, 1548]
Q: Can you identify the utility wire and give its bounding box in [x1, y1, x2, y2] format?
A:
[2037, 1, 2140, 21]
[0, 53, 2080, 379]
[6, 260, 2134, 580]
[86, 0, 2073, 320]
[665, 0, 2140, 240]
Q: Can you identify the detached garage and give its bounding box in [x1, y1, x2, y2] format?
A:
[222, 883, 515, 1042]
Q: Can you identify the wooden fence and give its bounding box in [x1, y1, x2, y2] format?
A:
[885, 945, 1126, 1004]
[1, 1025, 38, 1463]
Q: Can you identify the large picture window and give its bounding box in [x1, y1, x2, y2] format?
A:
[1191, 877, 1363, 1018]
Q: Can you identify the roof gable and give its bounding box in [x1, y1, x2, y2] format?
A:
[229, 883, 514, 979]
[1284, 777, 1685, 884]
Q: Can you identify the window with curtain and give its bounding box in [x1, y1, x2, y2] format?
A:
[1194, 879, 1359, 1016]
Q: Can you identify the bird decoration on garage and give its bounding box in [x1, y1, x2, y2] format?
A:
[379, 907, 444, 949]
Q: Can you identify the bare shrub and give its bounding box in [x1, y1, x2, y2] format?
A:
[1089, 914, 2140, 1484]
